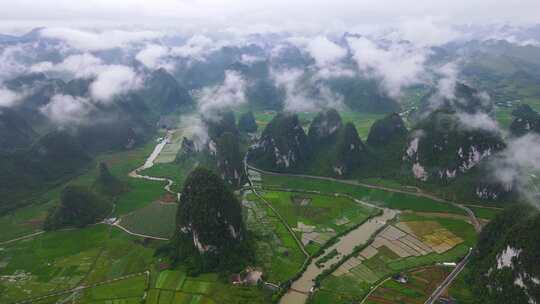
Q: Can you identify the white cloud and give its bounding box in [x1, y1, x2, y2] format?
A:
[40, 94, 94, 125]
[347, 36, 428, 98]
[30, 54, 143, 102]
[2, 1, 540, 33]
[272, 68, 343, 112]
[393, 17, 461, 47]
[135, 44, 172, 70]
[0, 44, 31, 82]
[197, 70, 246, 115]
[90, 65, 142, 103]
[292, 35, 355, 80]
[490, 134, 540, 204]
[435, 62, 460, 100]
[240, 54, 264, 65]
[40, 27, 163, 51]
[30, 53, 104, 78]
[457, 112, 500, 132]
[305, 36, 347, 67]
[170, 35, 215, 61]
[0, 87, 22, 107]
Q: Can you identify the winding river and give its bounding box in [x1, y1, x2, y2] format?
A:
[279, 207, 398, 304]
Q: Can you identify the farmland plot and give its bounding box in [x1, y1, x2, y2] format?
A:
[243, 198, 305, 284]
[312, 214, 476, 303]
[119, 201, 177, 239]
[365, 266, 452, 304]
[146, 268, 269, 304]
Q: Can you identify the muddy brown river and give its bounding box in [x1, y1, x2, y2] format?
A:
[279, 207, 398, 304]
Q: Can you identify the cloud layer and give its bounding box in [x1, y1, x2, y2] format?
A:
[2, 1, 540, 34]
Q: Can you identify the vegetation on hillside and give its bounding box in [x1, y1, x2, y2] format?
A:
[238, 111, 258, 133]
[170, 167, 252, 274]
[249, 113, 309, 171]
[466, 204, 540, 304]
[93, 162, 127, 196]
[216, 132, 246, 187]
[44, 185, 112, 230]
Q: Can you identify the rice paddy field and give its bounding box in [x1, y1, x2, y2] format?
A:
[310, 213, 477, 303]
[0, 121, 490, 304]
[261, 174, 467, 215]
[146, 268, 270, 304]
[243, 195, 306, 284]
[447, 267, 476, 303]
[0, 225, 157, 303]
[246, 189, 379, 262]
[364, 266, 453, 304]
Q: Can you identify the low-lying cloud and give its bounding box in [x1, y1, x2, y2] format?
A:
[90, 65, 142, 103]
[40, 27, 163, 51]
[0, 87, 22, 107]
[197, 70, 247, 117]
[347, 36, 428, 99]
[40, 94, 94, 125]
[135, 44, 172, 70]
[490, 133, 540, 205]
[31, 53, 104, 78]
[457, 112, 501, 133]
[272, 68, 344, 112]
[31, 53, 142, 103]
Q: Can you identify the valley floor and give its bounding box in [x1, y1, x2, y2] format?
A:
[0, 128, 496, 304]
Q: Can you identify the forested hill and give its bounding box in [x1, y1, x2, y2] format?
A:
[467, 204, 540, 304]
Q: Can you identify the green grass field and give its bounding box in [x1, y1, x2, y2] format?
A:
[364, 266, 452, 304]
[80, 274, 147, 302]
[257, 191, 377, 235]
[147, 267, 270, 304]
[261, 174, 467, 215]
[140, 159, 197, 194]
[448, 267, 475, 304]
[115, 178, 167, 215]
[120, 201, 177, 239]
[0, 199, 51, 242]
[0, 225, 108, 303]
[466, 205, 502, 220]
[0, 137, 165, 243]
[243, 196, 306, 284]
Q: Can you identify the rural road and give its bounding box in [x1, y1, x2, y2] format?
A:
[106, 131, 178, 241]
[0, 231, 45, 246]
[111, 220, 169, 241]
[424, 248, 474, 304]
[128, 131, 177, 196]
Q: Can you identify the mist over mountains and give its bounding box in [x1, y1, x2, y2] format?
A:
[2, 22, 540, 209]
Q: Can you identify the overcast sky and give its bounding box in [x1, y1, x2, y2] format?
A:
[0, 0, 539, 34]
